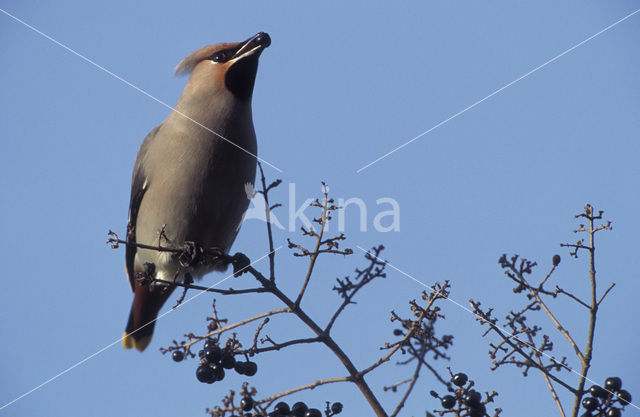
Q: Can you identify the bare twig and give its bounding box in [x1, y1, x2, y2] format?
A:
[152, 277, 269, 295]
[257, 377, 350, 408]
[245, 336, 322, 355]
[294, 183, 331, 307]
[383, 378, 411, 392]
[525, 327, 566, 417]
[499, 255, 585, 362]
[181, 308, 291, 352]
[471, 300, 577, 395]
[326, 245, 386, 333]
[243, 264, 388, 416]
[389, 343, 427, 417]
[597, 282, 615, 306]
[256, 162, 279, 282]
[569, 204, 605, 417]
[360, 283, 450, 377]
[554, 287, 590, 309]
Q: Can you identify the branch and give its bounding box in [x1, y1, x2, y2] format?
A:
[383, 378, 411, 393]
[538, 264, 557, 288]
[257, 377, 350, 408]
[244, 265, 388, 416]
[570, 204, 607, 417]
[325, 245, 386, 334]
[151, 277, 269, 295]
[107, 230, 178, 253]
[359, 284, 447, 377]
[182, 308, 291, 352]
[525, 328, 566, 417]
[500, 255, 585, 362]
[245, 337, 321, 355]
[257, 162, 279, 282]
[294, 184, 330, 307]
[554, 286, 590, 309]
[471, 300, 577, 395]
[597, 282, 615, 306]
[389, 344, 427, 417]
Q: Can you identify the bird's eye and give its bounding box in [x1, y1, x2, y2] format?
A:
[210, 51, 227, 63]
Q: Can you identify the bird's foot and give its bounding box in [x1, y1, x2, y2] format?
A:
[230, 252, 250, 277]
[178, 241, 204, 268]
[135, 262, 156, 286]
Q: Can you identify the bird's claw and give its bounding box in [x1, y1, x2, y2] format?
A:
[179, 241, 203, 268]
[230, 252, 250, 277]
[135, 262, 156, 286]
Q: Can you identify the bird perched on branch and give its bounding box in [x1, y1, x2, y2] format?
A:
[122, 32, 271, 351]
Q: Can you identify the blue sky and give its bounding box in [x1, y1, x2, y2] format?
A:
[1, 2, 639, 416]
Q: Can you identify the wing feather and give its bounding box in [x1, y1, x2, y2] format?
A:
[125, 124, 162, 291]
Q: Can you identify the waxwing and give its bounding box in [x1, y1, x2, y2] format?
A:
[122, 32, 271, 351]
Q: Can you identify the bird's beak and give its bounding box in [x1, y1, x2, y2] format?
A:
[232, 32, 271, 62]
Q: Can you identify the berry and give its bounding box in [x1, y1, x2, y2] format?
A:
[304, 409, 322, 417]
[210, 362, 224, 379]
[452, 372, 468, 387]
[581, 397, 598, 412]
[172, 350, 184, 362]
[196, 365, 215, 383]
[606, 408, 621, 417]
[393, 329, 403, 336]
[221, 353, 236, 369]
[330, 402, 343, 414]
[244, 361, 258, 376]
[469, 403, 486, 417]
[291, 402, 308, 417]
[203, 339, 217, 351]
[616, 389, 632, 405]
[604, 377, 622, 392]
[462, 390, 481, 407]
[273, 401, 290, 415]
[441, 395, 455, 409]
[234, 361, 247, 375]
[205, 345, 222, 363]
[240, 396, 254, 411]
[198, 349, 205, 359]
[553, 254, 561, 266]
[589, 385, 607, 398]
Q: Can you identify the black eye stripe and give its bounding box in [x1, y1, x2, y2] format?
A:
[209, 50, 231, 63]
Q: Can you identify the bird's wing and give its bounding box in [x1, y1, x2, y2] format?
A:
[125, 124, 162, 291]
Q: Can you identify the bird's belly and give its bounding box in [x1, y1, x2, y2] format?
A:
[134, 164, 252, 282]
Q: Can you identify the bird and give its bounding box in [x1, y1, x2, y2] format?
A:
[122, 32, 271, 352]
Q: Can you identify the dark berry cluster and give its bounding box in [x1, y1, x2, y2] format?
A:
[431, 372, 492, 417]
[170, 339, 259, 384]
[580, 377, 632, 417]
[237, 398, 343, 417]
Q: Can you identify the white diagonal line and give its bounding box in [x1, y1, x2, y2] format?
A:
[0, 247, 281, 412]
[0, 8, 283, 173]
[356, 246, 640, 411]
[356, 7, 640, 173]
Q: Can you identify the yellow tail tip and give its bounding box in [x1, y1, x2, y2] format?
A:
[122, 332, 151, 352]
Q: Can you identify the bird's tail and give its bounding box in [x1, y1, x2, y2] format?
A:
[123, 283, 175, 352]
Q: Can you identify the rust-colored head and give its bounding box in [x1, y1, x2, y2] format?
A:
[174, 32, 270, 100]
